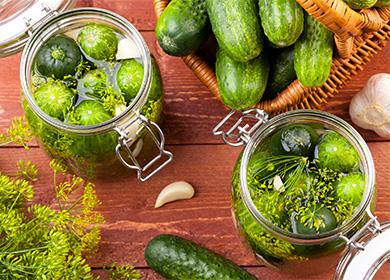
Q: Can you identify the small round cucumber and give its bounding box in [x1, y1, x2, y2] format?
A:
[78, 23, 118, 61]
[35, 35, 82, 80]
[145, 234, 257, 280]
[315, 131, 360, 173]
[334, 173, 365, 207]
[270, 124, 319, 157]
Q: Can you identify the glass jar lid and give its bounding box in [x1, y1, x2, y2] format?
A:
[335, 219, 390, 280]
[0, 0, 76, 57]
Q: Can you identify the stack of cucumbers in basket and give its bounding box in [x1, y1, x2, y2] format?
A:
[156, 0, 390, 111]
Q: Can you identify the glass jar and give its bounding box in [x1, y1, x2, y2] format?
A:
[0, 2, 172, 181]
[214, 109, 390, 278]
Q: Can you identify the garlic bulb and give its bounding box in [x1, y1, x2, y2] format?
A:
[349, 73, 390, 137]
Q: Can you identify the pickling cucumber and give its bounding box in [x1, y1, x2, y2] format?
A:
[145, 234, 257, 280]
[216, 49, 269, 110]
[258, 0, 304, 48]
[343, 0, 377, 9]
[294, 14, 333, 87]
[35, 35, 82, 80]
[155, 0, 209, 56]
[206, 0, 263, 62]
[375, 0, 390, 7]
[265, 46, 296, 97]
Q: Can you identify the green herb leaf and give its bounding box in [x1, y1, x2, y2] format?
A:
[105, 264, 142, 280]
[0, 117, 32, 149]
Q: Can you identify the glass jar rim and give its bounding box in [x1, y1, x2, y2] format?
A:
[20, 7, 152, 135]
[239, 110, 376, 244]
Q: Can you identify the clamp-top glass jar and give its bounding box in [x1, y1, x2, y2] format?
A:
[214, 109, 390, 278]
[0, 1, 172, 181]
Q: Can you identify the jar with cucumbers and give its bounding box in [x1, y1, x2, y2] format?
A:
[214, 109, 390, 277]
[0, 3, 172, 180]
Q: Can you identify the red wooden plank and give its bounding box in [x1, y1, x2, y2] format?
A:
[75, 0, 157, 31]
[1, 143, 389, 273]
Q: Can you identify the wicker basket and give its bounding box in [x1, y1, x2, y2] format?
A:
[153, 0, 390, 114]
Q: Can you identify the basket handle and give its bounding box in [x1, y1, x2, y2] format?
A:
[296, 0, 388, 57]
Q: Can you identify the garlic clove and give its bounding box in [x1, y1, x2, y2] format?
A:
[115, 104, 128, 116]
[273, 175, 285, 192]
[155, 181, 195, 208]
[116, 38, 140, 60]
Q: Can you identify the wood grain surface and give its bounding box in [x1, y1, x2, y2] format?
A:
[0, 1, 389, 279]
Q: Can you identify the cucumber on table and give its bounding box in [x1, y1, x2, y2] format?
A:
[206, 0, 263, 62]
[216, 49, 269, 110]
[145, 234, 257, 280]
[156, 0, 210, 56]
[265, 46, 296, 98]
[258, 0, 304, 48]
[294, 14, 333, 87]
[342, 0, 378, 9]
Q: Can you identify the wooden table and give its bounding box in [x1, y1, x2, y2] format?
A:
[0, 1, 389, 279]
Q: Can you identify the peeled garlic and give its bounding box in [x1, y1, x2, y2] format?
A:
[155, 181, 195, 208]
[273, 175, 285, 192]
[349, 73, 390, 137]
[116, 38, 140, 60]
[115, 104, 128, 116]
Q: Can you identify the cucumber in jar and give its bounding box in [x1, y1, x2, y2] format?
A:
[77, 69, 108, 99]
[78, 23, 118, 61]
[34, 35, 82, 80]
[26, 16, 166, 179]
[117, 57, 163, 103]
[33, 80, 75, 120]
[67, 100, 117, 159]
[315, 131, 360, 172]
[231, 121, 366, 263]
[270, 124, 319, 157]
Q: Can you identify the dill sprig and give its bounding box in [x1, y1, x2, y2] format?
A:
[63, 60, 95, 88]
[96, 86, 126, 115]
[0, 159, 104, 279]
[248, 153, 354, 232]
[0, 117, 32, 149]
[105, 264, 142, 280]
[250, 155, 308, 191]
[16, 160, 38, 182]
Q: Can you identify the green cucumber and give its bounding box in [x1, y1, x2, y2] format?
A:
[116, 57, 162, 102]
[216, 49, 269, 110]
[117, 59, 144, 102]
[343, 0, 377, 9]
[35, 35, 82, 80]
[156, 0, 209, 56]
[258, 0, 304, 48]
[206, 0, 263, 62]
[265, 46, 296, 98]
[78, 23, 118, 61]
[294, 14, 333, 87]
[145, 234, 256, 280]
[33, 80, 75, 121]
[375, 0, 390, 7]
